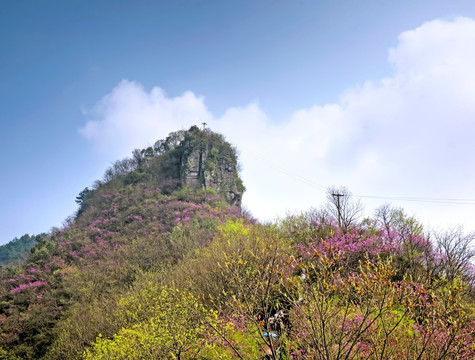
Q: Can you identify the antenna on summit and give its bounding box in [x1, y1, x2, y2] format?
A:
[202, 122, 207, 130]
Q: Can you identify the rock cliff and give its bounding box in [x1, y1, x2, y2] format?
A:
[177, 126, 244, 207]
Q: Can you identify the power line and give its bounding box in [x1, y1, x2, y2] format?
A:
[241, 149, 327, 192]
[355, 194, 475, 205]
[241, 149, 475, 206]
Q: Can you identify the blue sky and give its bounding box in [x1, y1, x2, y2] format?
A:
[1, 0, 475, 244]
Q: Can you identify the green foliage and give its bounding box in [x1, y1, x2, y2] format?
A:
[277, 209, 334, 245]
[389, 208, 424, 236]
[83, 287, 218, 360]
[235, 170, 246, 192]
[75, 187, 92, 206]
[174, 187, 218, 203]
[199, 321, 263, 359]
[0, 348, 20, 360]
[0, 234, 43, 266]
[45, 295, 121, 360]
[122, 170, 151, 185]
[180, 220, 291, 312]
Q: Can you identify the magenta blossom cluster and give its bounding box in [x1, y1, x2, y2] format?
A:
[10, 280, 48, 294]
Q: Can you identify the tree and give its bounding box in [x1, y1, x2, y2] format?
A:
[153, 130, 185, 154]
[325, 186, 363, 232]
[75, 187, 92, 206]
[435, 227, 475, 283]
[102, 158, 138, 182]
[0, 234, 42, 266]
[83, 286, 220, 360]
[374, 204, 432, 282]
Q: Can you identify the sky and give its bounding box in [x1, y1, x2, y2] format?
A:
[1, 0, 475, 244]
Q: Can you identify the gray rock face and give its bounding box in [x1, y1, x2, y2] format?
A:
[178, 128, 243, 207]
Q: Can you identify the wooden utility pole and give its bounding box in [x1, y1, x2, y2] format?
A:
[331, 193, 344, 228]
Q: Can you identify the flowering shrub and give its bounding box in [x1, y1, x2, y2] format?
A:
[1, 184, 474, 359]
[83, 287, 219, 360]
[285, 243, 475, 359]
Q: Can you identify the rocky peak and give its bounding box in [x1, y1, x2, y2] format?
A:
[177, 126, 244, 207]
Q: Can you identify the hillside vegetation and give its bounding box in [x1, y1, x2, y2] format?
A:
[0, 127, 474, 359]
[0, 234, 45, 266]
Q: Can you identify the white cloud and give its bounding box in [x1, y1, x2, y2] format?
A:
[79, 80, 212, 159]
[80, 18, 475, 232]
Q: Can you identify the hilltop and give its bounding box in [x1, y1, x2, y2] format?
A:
[0, 127, 474, 360]
[76, 125, 244, 215]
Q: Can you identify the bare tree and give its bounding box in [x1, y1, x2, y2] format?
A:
[435, 226, 475, 283]
[306, 207, 333, 227]
[325, 186, 363, 232]
[374, 203, 393, 237]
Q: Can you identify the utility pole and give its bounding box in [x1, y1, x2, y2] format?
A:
[202, 122, 207, 130]
[331, 193, 344, 228]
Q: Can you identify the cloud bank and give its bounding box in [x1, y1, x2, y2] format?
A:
[80, 17, 475, 231]
[80, 81, 213, 159]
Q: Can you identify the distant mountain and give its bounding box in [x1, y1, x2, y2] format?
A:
[0, 233, 45, 266]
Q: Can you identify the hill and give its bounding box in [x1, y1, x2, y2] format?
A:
[0, 234, 46, 266]
[0, 127, 474, 359]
